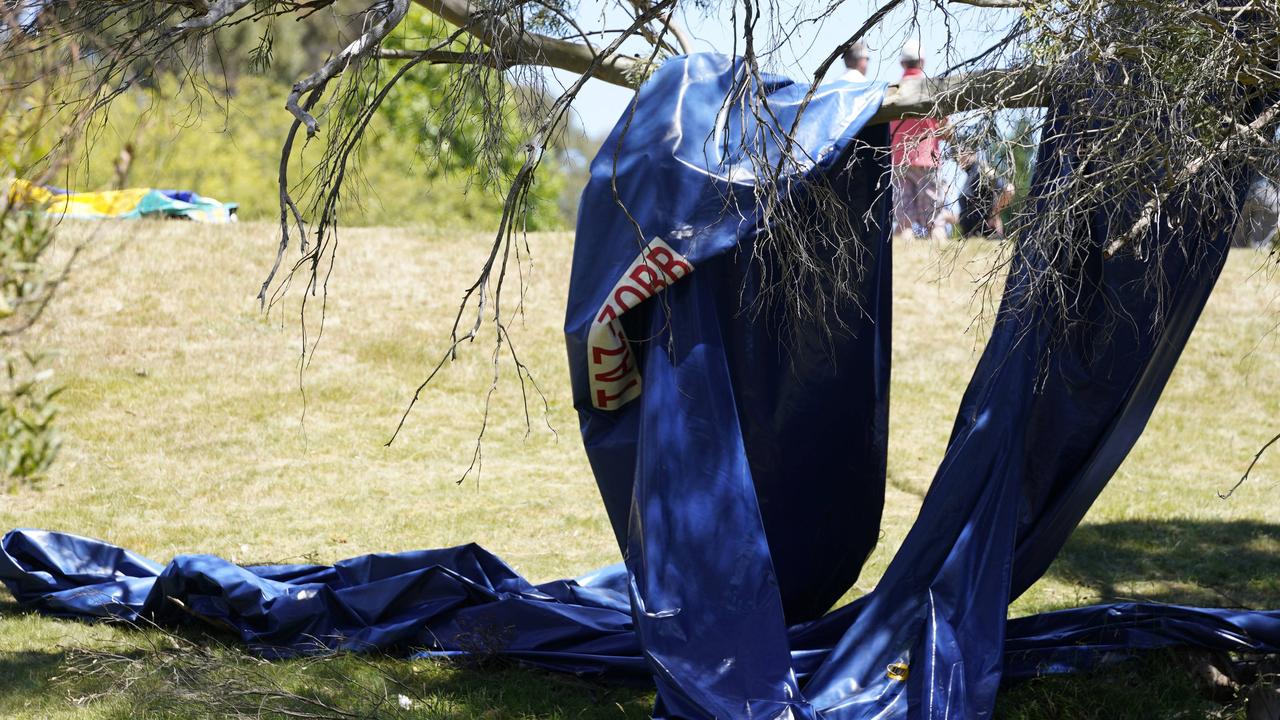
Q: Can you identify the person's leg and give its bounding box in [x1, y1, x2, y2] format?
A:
[992, 182, 1015, 216]
[892, 166, 915, 237]
[988, 183, 1015, 238]
[918, 168, 947, 242]
[898, 167, 927, 238]
[958, 202, 980, 238]
[900, 166, 925, 238]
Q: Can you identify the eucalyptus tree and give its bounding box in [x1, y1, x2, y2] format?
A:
[4, 0, 1277, 451]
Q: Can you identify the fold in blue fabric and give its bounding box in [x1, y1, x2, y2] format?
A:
[3, 529, 1278, 698]
[3, 54, 1279, 719]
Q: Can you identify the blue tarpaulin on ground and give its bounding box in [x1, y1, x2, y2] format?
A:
[3, 54, 1279, 719]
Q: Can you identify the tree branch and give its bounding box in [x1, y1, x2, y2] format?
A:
[1219, 430, 1280, 499]
[622, 0, 695, 56]
[398, 0, 1041, 116]
[172, 0, 252, 31]
[286, 0, 412, 137]
[1104, 97, 1280, 259]
[947, 0, 1026, 7]
[663, 10, 695, 55]
[868, 67, 1047, 124]
[410, 0, 646, 87]
[374, 48, 506, 67]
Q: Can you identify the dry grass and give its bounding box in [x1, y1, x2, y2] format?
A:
[2, 222, 615, 575]
[0, 221, 1278, 718]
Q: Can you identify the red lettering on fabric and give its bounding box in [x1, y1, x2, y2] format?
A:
[645, 246, 692, 281]
[595, 379, 640, 410]
[587, 238, 693, 411]
[613, 285, 649, 312]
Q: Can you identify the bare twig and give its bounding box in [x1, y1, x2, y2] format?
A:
[1219, 430, 1280, 500]
[172, 0, 253, 31]
[410, 0, 646, 86]
[948, 0, 1025, 8]
[286, 0, 412, 137]
[1105, 99, 1280, 259]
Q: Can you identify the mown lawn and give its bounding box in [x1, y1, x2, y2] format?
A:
[1, 221, 1278, 719]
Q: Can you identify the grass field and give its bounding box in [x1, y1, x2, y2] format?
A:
[1, 221, 1278, 719]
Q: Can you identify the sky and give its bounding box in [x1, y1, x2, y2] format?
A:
[550, 1, 1021, 138]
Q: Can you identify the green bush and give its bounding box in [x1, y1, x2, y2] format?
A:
[4, 3, 587, 231]
[0, 209, 64, 492]
[0, 350, 61, 491]
[66, 73, 566, 231]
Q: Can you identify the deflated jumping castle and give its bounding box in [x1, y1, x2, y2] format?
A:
[3, 54, 1279, 719]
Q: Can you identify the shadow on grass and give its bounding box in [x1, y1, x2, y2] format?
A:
[998, 519, 1279, 719]
[0, 648, 65, 705]
[995, 649, 1233, 720]
[2, 519, 1274, 718]
[1044, 518, 1280, 609]
[0, 592, 62, 712]
[0, 583, 653, 718]
[0, 617, 653, 720]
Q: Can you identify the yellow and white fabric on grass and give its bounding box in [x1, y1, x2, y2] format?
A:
[5, 179, 238, 223]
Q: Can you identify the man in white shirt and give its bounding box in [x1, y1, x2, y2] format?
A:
[841, 41, 869, 82]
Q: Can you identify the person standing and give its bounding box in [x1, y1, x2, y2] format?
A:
[956, 149, 1016, 239]
[890, 40, 949, 242]
[1231, 175, 1280, 248]
[841, 41, 870, 82]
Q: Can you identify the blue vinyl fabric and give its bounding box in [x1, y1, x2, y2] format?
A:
[0, 528, 647, 669]
[3, 53, 1280, 719]
[3, 528, 1278, 710]
[567, 53, 1280, 718]
[565, 54, 893, 629]
[564, 53, 894, 718]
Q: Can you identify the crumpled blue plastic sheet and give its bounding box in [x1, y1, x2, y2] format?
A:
[3, 54, 1280, 719]
[563, 54, 1280, 718]
[564, 53, 898, 720]
[3, 529, 1278, 692]
[0, 528, 647, 671]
